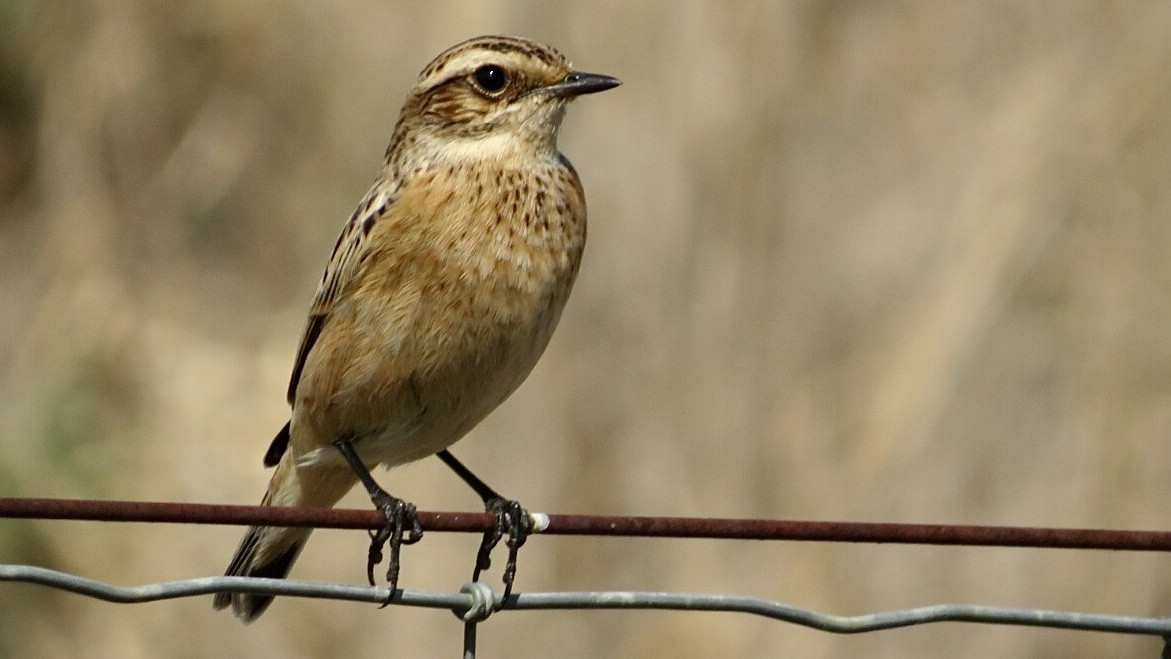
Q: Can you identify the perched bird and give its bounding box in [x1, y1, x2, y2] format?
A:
[213, 36, 618, 622]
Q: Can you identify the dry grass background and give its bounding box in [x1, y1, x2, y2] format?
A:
[2, 1, 1171, 657]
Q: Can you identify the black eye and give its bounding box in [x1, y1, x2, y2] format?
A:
[473, 64, 508, 93]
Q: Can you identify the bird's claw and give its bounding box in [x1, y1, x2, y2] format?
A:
[472, 498, 532, 601]
[366, 491, 423, 597]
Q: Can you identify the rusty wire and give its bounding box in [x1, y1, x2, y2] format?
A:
[2, 497, 1171, 551]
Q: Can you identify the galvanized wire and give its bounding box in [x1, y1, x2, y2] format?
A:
[2, 564, 1170, 637]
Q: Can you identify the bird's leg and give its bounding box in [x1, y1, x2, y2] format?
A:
[436, 449, 532, 601]
[334, 437, 423, 593]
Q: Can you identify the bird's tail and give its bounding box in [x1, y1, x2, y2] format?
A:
[213, 445, 358, 623]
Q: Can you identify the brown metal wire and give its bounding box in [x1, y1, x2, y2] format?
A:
[2, 497, 1171, 551]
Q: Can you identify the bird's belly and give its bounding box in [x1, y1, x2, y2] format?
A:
[295, 285, 566, 469]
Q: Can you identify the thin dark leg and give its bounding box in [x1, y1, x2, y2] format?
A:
[436, 449, 532, 601]
[334, 437, 422, 594]
[437, 449, 501, 503]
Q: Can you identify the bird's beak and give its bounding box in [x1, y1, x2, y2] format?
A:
[541, 71, 622, 98]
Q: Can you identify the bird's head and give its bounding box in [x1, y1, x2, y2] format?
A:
[389, 36, 620, 163]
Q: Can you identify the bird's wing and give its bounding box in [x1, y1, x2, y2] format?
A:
[263, 184, 398, 467]
[286, 184, 399, 405]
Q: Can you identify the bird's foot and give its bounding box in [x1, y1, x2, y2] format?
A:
[366, 490, 423, 596]
[472, 497, 532, 601]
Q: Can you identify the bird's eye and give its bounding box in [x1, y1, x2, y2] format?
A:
[473, 64, 509, 94]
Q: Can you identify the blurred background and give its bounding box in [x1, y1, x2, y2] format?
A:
[3, 1, 1171, 657]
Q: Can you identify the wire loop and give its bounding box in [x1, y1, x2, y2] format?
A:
[458, 581, 498, 622]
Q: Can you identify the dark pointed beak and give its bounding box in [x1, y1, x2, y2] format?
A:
[542, 71, 622, 98]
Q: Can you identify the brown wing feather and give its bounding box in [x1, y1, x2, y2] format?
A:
[285, 313, 326, 404]
[285, 186, 397, 404]
[263, 184, 397, 466]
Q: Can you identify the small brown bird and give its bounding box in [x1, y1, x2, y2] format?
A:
[213, 35, 618, 622]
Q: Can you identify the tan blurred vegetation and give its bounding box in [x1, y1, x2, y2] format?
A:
[3, 1, 1171, 657]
